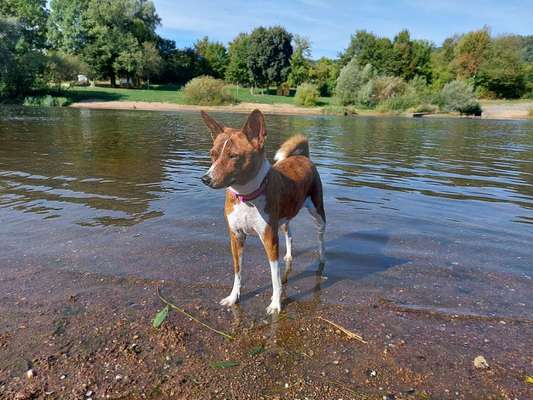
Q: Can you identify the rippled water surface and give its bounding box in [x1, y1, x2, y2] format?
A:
[1, 106, 532, 319]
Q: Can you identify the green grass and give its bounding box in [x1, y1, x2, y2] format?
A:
[64, 84, 333, 107]
[64, 84, 185, 103]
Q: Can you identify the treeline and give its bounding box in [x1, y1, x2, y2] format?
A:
[1, 0, 532, 103]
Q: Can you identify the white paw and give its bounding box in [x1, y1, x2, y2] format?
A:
[266, 301, 281, 315]
[284, 255, 293, 264]
[219, 295, 238, 307]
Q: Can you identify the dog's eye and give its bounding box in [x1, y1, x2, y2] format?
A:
[230, 153, 239, 160]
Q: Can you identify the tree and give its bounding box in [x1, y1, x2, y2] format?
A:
[0, 17, 46, 98]
[0, 0, 48, 49]
[391, 30, 413, 78]
[340, 30, 393, 74]
[477, 36, 526, 98]
[139, 41, 161, 86]
[45, 51, 86, 90]
[195, 37, 228, 79]
[287, 35, 312, 87]
[431, 36, 458, 90]
[47, 0, 89, 53]
[451, 28, 491, 79]
[77, 0, 160, 86]
[247, 26, 293, 89]
[335, 57, 376, 105]
[225, 33, 252, 86]
[309, 57, 339, 96]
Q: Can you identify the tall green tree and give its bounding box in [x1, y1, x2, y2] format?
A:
[0, 17, 46, 97]
[340, 30, 393, 74]
[451, 27, 491, 79]
[477, 35, 526, 98]
[194, 37, 228, 79]
[0, 0, 48, 49]
[47, 0, 89, 53]
[80, 0, 160, 86]
[287, 35, 312, 87]
[309, 57, 340, 96]
[431, 36, 458, 89]
[225, 33, 252, 86]
[247, 26, 293, 89]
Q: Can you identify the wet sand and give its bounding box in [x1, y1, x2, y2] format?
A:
[69, 99, 533, 120]
[2, 255, 532, 399]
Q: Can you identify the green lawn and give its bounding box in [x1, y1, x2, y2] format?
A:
[63, 84, 333, 107]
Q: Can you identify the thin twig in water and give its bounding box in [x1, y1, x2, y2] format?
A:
[156, 287, 234, 341]
[317, 316, 367, 344]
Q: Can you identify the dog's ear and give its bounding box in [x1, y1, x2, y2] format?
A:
[242, 109, 266, 149]
[201, 111, 225, 140]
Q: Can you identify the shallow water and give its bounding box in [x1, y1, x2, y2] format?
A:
[1, 106, 532, 320]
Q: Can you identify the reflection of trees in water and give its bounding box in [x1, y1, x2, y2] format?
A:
[295, 116, 533, 212]
[0, 108, 211, 226]
[1, 109, 532, 227]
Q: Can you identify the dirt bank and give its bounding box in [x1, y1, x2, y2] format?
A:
[69, 99, 533, 120]
[1, 263, 532, 399]
[69, 101, 324, 116]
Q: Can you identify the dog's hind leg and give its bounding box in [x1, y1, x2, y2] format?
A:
[220, 231, 246, 307]
[305, 193, 326, 265]
[281, 223, 293, 284]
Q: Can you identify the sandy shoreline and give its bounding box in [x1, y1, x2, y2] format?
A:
[69, 99, 533, 120]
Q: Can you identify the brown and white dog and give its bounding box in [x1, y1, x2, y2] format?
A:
[200, 109, 326, 314]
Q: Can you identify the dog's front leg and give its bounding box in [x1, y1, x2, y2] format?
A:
[261, 224, 281, 314]
[220, 231, 245, 307]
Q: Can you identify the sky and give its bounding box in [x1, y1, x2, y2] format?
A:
[154, 0, 533, 59]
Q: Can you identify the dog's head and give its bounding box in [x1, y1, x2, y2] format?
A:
[200, 109, 267, 189]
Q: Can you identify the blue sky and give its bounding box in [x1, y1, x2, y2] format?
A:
[154, 0, 533, 58]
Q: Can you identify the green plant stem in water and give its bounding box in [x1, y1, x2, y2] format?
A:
[156, 287, 234, 340]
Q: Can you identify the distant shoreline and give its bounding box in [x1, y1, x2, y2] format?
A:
[69, 99, 533, 120]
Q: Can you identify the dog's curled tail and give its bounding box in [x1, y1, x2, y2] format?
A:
[274, 134, 309, 162]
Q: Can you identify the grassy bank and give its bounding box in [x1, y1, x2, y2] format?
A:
[19, 85, 533, 120]
[63, 85, 333, 107]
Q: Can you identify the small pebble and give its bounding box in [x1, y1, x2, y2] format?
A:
[26, 369, 34, 379]
[474, 355, 489, 369]
[86, 390, 93, 397]
[115, 374, 123, 381]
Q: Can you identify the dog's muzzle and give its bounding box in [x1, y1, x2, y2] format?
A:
[201, 173, 212, 187]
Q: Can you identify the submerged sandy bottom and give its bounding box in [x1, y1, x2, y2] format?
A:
[1, 224, 532, 399]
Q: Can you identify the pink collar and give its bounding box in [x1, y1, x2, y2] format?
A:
[229, 177, 267, 202]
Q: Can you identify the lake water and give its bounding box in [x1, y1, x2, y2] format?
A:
[1, 106, 532, 321]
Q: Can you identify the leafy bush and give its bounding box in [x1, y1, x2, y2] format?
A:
[23, 95, 69, 107]
[183, 76, 235, 105]
[376, 94, 418, 112]
[335, 58, 376, 105]
[438, 80, 482, 115]
[412, 103, 438, 113]
[294, 83, 319, 106]
[371, 76, 407, 102]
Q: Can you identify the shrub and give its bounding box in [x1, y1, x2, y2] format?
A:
[372, 76, 407, 102]
[276, 82, 291, 96]
[23, 95, 69, 107]
[438, 80, 482, 115]
[183, 76, 235, 105]
[376, 94, 418, 112]
[335, 58, 376, 105]
[413, 103, 438, 113]
[295, 83, 319, 106]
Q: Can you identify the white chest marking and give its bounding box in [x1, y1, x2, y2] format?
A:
[226, 195, 269, 237]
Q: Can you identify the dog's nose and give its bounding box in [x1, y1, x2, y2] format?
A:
[201, 174, 212, 186]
